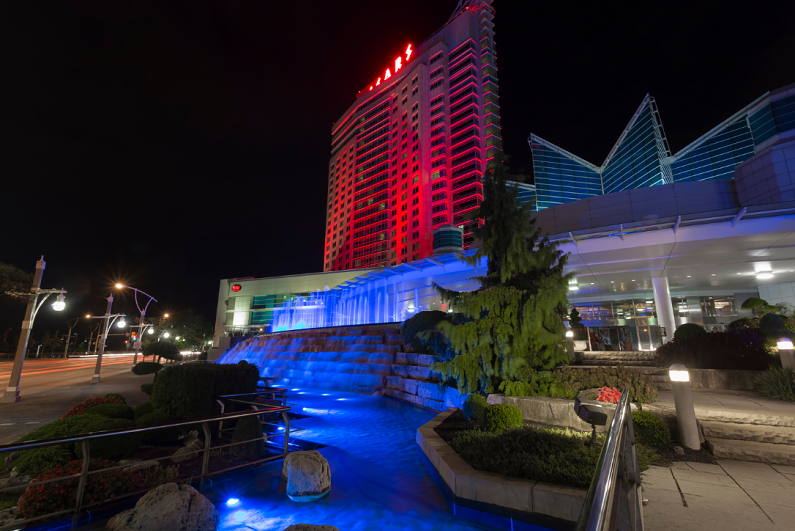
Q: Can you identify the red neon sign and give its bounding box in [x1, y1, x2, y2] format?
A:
[231, 284, 242, 292]
[369, 44, 413, 91]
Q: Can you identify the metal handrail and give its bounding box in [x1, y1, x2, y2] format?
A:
[0, 405, 292, 530]
[576, 387, 644, 531]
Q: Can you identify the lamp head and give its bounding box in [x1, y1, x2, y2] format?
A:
[117, 318, 126, 328]
[147, 328, 154, 335]
[163, 332, 170, 338]
[115, 283, 124, 289]
[777, 338, 794, 350]
[669, 363, 690, 382]
[52, 293, 66, 312]
[85, 314, 91, 319]
[565, 330, 574, 338]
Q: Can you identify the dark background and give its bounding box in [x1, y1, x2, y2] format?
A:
[2, 0, 794, 337]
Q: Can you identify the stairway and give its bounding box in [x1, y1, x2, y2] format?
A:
[702, 420, 795, 465]
[580, 350, 656, 367]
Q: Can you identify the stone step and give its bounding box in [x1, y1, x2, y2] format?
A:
[384, 388, 444, 411]
[706, 437, 795, 465]
[702, 421, 795, 445]
[581, 360, 656, 367]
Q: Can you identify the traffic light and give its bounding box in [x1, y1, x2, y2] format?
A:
[125, 340, 129, 344]
[132, 333, 137, 341]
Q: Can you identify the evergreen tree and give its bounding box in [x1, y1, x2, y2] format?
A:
[433, 159, 572, 395]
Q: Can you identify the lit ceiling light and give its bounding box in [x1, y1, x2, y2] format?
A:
[687, 275, 691, 278]
[631, 279, 636, 281]
[590, 282, 595, 285]
[711, 274, 716, 276]
[610, 281, 615, 283]
[756, 271, 774, 280]
[568, 284, 579, 291]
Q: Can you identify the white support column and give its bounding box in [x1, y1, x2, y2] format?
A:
[652, 276, 677, 344]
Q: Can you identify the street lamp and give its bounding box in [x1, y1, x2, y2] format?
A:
[164, 332, 170, 338]
[114, 284, 158, 365]
[85, 293, 125, 384]
[147, 328, 154, 335]
[1, 256, 68, 403]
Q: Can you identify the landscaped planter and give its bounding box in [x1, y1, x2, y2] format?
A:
[417, 409, 586, 529]
[487, 394, 638, 433]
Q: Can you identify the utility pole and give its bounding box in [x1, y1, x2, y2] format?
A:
[1, 257, 67, 402]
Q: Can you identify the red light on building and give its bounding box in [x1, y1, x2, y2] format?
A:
[231, 284, 242, 292]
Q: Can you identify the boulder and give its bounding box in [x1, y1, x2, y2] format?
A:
[171, 439, 203, 463]
[0, 506, 22, 528]
[282, 526, 340, 531]
[107, 483, 218, 531]
[282, 451, 331, 501]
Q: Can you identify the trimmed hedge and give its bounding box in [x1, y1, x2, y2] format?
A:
[654, 329, 773, 370]
[447, 426, 602, 488]
[77, 418, 139, 460]
[463, 394, 488, 422]
[131, 362, 163, 376]
[85, 403, 134, 420]
[482, 404, 523, 434]
[133, 401, 155, 421]
[103, 393, 126, 404]
[141, 383, 154, 395]
[231, 416, 265, 459]
[673, 323, 706, 340]
[151, 361, 259, 420]
[632, 411, 671, 448]
[136, 411, 181, 445]
[62, 396, 125, 419]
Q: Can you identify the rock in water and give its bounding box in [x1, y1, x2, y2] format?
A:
[107, 483, 218, 531]
[282, 451, 331, 501]
[282, 526, 340, 531]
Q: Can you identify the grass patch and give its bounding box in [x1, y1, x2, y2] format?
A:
[0, 494, 16, 511]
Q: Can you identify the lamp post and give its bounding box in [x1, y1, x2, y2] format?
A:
[115, 284, 158, 365]
[86, 293, 125, 384]
[669, 363, 700, 450]
[1, 256, 67, 403]
[63, 318, 80, 359]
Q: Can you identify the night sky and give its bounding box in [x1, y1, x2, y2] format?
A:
[2, 0, 794, 337]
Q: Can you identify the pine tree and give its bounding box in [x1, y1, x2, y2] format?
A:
[433, 159, 572, 394]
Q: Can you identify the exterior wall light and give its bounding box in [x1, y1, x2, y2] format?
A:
[669, 363, 700, 449]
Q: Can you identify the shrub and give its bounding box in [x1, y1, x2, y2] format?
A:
[753, 367, 795, 401]
[596, 387, 621, 403]
[401, 311, 449, 352]
[17, 459, 143, 519]
[132, 362, 163, 376]
[231, 416, 265, 459]
[728, 317, 759, 331]
[143, 341, 183, 362]
[151, 362, 259, 420]
[654, 329, 773, 370]
[136, 411, 181, 445]
[552, 366, 658, 403]
[759, 313, 786, 336]
[13, 414, 108, 474]
[632, 411, 671, 448]
[198, 351, 208, 361]
[500, 368, 563, 397]
[103, 393, 126, 404]
[463, 394, 488, 421]
[85, 403, 134, 420]
[482, 404, 523, 434]
[447, 426, 601, 488]
[673, 323, 706, 340]
[76, 418, 139, 460]
[141, 383, 154, 395]
[62, 396, 125, 419]
[133, 402, 155, 421]
[635, 443, 660, 471]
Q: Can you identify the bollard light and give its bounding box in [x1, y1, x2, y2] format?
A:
[565, 330, 574, 338]
[777, 338, 793, 350]
[778, 338, 795, 370]
[669, 363, 700, 450]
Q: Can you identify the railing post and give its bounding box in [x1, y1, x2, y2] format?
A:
[281, 411, 290, 457]
[71, 440, 90, 527]
[201, 422, 211, 481]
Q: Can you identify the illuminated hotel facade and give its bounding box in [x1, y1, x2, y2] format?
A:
[323, 0, 501, 272]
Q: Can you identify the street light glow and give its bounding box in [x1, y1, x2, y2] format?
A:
[52, 293, 66, 312]
[175, 336, 180, 340]
[164, 332, 170, 338]
[115, 283, 124, 289]
[164, 313, 169, 318]
[86, 314, 91, 318]
[117, 319, 126, 328]
[148, 328, 154, 334]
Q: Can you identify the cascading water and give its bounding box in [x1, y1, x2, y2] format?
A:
[268, 252, 487, 333]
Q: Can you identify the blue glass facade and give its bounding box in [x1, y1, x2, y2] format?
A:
[529, 135, 602, 211]
[529, 86, 795, 211]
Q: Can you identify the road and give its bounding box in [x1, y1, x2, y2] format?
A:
[0, 356, 152, 444]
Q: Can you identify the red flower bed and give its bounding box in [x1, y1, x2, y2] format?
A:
[18, 459, 144, 519]
[597, 387, 621, 404]
[61, 397, 124, 419]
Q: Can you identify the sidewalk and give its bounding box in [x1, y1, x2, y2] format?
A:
[646, 389, 795, 425]
[643, 460, 795, 530]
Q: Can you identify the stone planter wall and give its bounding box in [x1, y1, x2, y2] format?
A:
[678, 369, 761, 390]
[487, 394, 638, 434]
[417, 409, 587, 529]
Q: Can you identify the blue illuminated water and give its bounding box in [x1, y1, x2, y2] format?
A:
[212, 389, 490, 531]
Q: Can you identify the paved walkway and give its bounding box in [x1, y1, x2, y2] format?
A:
[643, 460, 795, 530]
